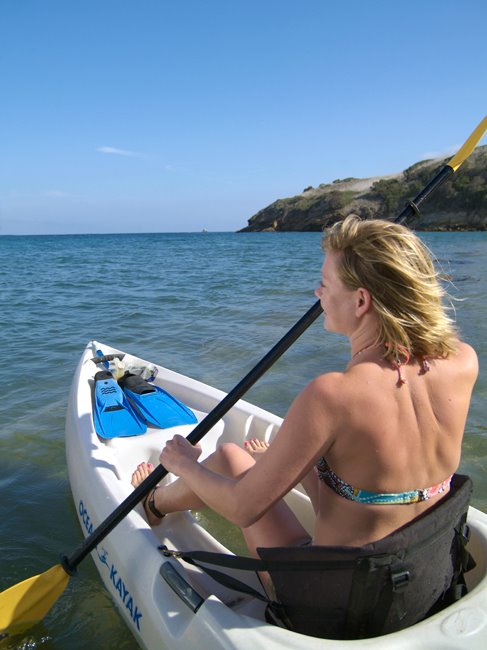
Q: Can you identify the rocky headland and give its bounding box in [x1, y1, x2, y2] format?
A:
[239, 145, 487, 232]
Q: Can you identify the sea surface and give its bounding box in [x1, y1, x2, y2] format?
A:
[0, 231, 486, 649]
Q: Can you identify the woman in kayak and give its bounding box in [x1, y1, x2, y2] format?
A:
[132, 215, 478, 580]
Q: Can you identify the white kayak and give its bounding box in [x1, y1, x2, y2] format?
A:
[65, 340, 487, 649]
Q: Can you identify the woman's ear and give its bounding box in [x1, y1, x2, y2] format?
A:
[356, 288, 371, 315]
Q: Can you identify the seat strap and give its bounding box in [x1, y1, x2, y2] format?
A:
[159, 545, 357, 572]
[160, 545, 270, 604]
[159, 545, 356, 604]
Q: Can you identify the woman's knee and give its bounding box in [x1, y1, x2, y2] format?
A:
[215, 442, 254, 476]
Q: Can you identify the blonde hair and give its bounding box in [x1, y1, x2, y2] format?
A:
[322, 215, 457, 362]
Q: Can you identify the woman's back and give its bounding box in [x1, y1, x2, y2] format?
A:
[313, 340, 478, 546]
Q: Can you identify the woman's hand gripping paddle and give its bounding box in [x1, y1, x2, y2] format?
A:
[1, 114, 485, 640]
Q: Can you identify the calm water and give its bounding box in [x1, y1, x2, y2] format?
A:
[0, 231, 486, 649]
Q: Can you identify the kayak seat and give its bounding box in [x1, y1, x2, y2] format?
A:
[259, 473, 475, 639]
[162, 473, 475, 640]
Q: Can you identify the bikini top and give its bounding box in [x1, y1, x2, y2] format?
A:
[316, 457, 452, 505]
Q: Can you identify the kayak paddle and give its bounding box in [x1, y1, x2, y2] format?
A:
[394, 114, 487, 225]
[1, 114, 485, 639]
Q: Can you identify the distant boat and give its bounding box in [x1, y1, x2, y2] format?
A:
[202, 228, 208, 233]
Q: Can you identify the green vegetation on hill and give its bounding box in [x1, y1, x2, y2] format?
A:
[239, 146, 487, 232]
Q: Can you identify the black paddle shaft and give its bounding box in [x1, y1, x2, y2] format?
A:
[61, 158, 458, 575]
[62, 299, 324, 573]
[394, 165, 453, 225]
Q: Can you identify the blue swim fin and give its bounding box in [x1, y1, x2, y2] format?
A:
[93, 371, 147, 439]
[119, 373, 197, 429]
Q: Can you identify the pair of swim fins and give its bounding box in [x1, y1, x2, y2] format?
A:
[93, 371, 197, 439]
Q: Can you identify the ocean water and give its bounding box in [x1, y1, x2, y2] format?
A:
[0, 231, 486, 649]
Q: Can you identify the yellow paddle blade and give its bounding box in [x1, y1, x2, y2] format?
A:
[0, 564, 69, 637]
[448, 115, 487, 172]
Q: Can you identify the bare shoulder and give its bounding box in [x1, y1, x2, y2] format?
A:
[452, 340, 479, 377]
[281, 371, 349, 449]
[299, 371, 350, 410]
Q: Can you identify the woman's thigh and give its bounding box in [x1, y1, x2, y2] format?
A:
[215, 443, 312, 555]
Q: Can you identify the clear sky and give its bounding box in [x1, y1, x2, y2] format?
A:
[1, 0, 486, 235]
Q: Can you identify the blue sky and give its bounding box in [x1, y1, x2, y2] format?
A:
[1, 0, 486, 235]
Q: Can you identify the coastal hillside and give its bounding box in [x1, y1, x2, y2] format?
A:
[239, 145, 487, 232]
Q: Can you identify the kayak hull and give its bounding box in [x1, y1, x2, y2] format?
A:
[65, 340, 487, 649]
